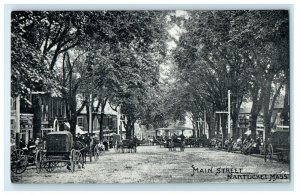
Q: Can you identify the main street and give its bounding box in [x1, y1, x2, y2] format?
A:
[11, 146, 289, 184]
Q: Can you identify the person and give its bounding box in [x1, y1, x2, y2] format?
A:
[35, 138, 40, 146]
[227, 137, 234, 152]
[103, 138, 108, 151]
[19, 139, 26, 149]
[109, 137, 113, 148]
[171, 133, 176, 141]
[28, 138, 36, 150]
[180, 134, 185, 141]
[133, 136, 140, 146]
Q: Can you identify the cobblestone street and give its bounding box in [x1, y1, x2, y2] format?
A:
[11, 146, 289, 184]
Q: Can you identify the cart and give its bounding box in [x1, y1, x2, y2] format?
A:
[35, 131, 84, 173]
[264, 130, 290, 162]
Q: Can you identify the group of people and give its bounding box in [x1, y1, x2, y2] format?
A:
[223, 134, 263, 155]
[18, 137, 43, 151]
[75, 133, 113, 151]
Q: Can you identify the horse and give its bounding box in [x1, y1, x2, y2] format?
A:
[167, 137, 185, 151]
[74, 141, 89, 165]
[118, 139, 137, 153]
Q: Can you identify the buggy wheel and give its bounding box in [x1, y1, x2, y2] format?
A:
[35, 150, 43, 173]
[94, 146, 99, 161]
[134, 146, 137, 153]
[264, 143, 274, 162]
[265, 143, 273, 162]
[70, 149, 76, 172]
[11, 149, 24, 161]
[89, 148, 93, 162]
[11, 156, 27, 174]
[73, 150, 84, 169]
[45, 161, 56, 172]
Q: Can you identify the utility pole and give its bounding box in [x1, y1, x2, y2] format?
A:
[228, 90, 231, 138]
[219, 114, 222, 135]
[15, 95, 20, 147]
[89, 94, 92, 134]
[89, 64, 94, 135]
[204, 109, 207, 137]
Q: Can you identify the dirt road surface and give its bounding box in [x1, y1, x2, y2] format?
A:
[11, 146, 289, 184]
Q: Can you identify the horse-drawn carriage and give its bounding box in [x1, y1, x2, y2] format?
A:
[153, 136, 165, 147]
[264, 129, 290, 162]
[185, 135, 209, 148]
[154, 127, 193, 151]
[35, 131, 84, 173]
[165, 135, 185, 151]
[115, 139, 138, 153]
[74, 134, 105, 163]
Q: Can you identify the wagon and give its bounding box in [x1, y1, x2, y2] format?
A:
[264, 130, 290, 162]
[35, 131, 84, 173]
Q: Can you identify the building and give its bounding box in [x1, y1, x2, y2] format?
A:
[10, 93, 66, 146]
[76, 100, 125, 140]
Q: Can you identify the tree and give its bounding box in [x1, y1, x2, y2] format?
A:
[11, 11, 89, 139]
[172, 10, 288, 141]
[232, 11, 289, 138]
[83, 11, 169, 139]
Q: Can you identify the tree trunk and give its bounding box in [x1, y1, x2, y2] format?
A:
[231, 94, 243, 140]
[199, 117, 204, 136]
[216, 114, 220, 137]
[97, 98, 107, 142]
[98, 112, 104, 141]
[221, 114, 227, 146]
[124, 116, 136, 139]
[208, 111, 215, 139]
[249, 84, 263, 138]
[68, 95, 77, 139]
[281, 84, 289, 126]
[194, 120, 198, 138]
[69, 114, 77, 139]
[231, 113, 239, 140]
[86, 104, 90, 134]
[262, 79, 273, 141]
[32, 95, 42, 139]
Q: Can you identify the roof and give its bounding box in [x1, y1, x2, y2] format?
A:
[64, 122, 86, 135]
[154, 127, 194, 131]
[274, 95, 284, 109]
[240, 107, 251, 114]
[47, 131, 73, 136]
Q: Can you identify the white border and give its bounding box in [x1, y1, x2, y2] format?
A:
[1, 0, 298, 194]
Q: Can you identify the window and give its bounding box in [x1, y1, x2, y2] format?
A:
[77, 117, 84, 127]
